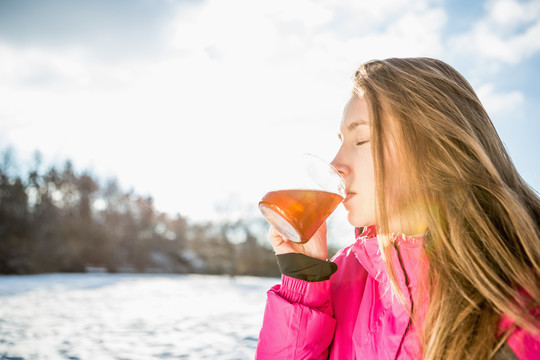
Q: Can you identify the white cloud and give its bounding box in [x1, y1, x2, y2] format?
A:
[489, 0, 540, 28]
[476, 83, 524, 118]
[450, 0, 540, 64]
[332, 7, 447, 60]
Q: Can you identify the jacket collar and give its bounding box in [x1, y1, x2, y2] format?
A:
[350, 225, 426, 287]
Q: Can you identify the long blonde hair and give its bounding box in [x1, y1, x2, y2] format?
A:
[353, 57, 540, 359]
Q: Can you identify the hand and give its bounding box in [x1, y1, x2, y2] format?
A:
[268, 223, 328, 261]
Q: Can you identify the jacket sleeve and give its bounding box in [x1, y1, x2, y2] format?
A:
[255, 274, 336, 360]
[499, 313, 540, 360]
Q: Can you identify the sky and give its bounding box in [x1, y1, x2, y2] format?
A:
[0, 0, 539, 244]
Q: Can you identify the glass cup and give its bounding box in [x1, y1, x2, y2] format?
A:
[258, 153, 345, 243]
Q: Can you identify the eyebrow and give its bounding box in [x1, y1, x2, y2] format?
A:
[337, 120, 368, 140]
[346, 120, 368, 131]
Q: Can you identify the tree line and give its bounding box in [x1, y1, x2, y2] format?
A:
[0, 147, 281, 277]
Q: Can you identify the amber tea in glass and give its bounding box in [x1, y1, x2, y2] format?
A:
[258, 154, 345, 243]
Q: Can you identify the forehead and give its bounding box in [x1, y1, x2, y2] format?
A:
[340, 93, 370, 132]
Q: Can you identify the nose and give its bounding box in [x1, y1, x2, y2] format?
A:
[330, 148, 350, 179]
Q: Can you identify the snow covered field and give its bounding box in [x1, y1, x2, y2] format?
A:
[0, 273, 278, 359]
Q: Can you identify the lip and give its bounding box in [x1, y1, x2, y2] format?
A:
[344, 192, 356, 202]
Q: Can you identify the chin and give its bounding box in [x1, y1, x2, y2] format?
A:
[346, 209, 375, 228]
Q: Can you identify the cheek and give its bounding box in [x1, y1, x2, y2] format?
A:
[346, 159, 376, 227]
[357, 150, 376, 199]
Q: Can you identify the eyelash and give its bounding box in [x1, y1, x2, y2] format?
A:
[356, 140, 369, 146]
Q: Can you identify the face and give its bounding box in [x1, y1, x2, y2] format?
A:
[331, 92, 376, 228]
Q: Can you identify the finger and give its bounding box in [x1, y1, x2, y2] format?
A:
[269, 227, 288, 242]
[268, 226, 281, 238]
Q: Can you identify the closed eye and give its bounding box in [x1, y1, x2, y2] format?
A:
[356, 140, 369, 146]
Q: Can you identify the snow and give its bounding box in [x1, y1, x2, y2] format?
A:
[0, 273, 278, 359]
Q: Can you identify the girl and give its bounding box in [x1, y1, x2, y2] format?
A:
[255, 58, 540, 359]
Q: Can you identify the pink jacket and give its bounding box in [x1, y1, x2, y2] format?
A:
[256, 226, 540, 359]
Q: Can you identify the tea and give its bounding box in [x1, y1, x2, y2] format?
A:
[259, 189, 343, 243]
